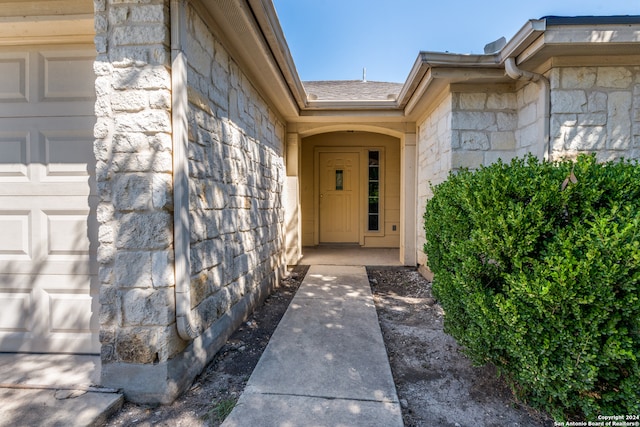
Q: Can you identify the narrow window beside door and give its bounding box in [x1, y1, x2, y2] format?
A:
[368, 151, 379, 231]
[336, 169, 343, 190]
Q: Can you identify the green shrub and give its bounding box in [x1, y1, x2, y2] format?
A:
[424, 154, 640, 420]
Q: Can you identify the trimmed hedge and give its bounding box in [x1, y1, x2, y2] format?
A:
[424, 155, 640, 420]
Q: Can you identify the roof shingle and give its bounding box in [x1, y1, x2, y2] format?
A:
[303, 80, 404, 102]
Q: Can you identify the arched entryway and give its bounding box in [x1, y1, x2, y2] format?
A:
[300, 131, 401, 249]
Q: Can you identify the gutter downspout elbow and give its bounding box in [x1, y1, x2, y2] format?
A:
[171, 0, 199, 341]
[505, 57, 551, 161]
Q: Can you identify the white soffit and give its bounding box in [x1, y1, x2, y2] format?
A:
[198, 0, 300, 120]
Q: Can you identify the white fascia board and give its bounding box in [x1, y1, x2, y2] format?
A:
[515, 24, 640, 68]
[397, 52, 502, 110]
[305, 100, 399, 110]
[543, 25, 640, 45]
[498, 19, 546, 63]
[247, 0, 307, 110]
[298, 109, 405, 121]
[200, 0, 300, 119]
[420, 51, 501, 67]
[396, 54, 430, 108]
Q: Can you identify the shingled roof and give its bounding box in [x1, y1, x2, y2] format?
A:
[303, 80, 404, 102]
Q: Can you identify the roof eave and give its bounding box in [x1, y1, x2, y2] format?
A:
[498, 19, 547, 62]
[517, 20, 640, 68]
[397, 52, 506, 111]
[246, 0, 308, 110]
[199, 0, 302, 120]
[396, 51, 502, 105]
[398, 18, 549, 113]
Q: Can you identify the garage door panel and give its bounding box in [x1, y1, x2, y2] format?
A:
[46, 210, 93, 257]
[0, 53, 28, 101]
[41, 274, 99, 353]
[0, 47, 95, 117]
[41, 52, 95, 101]
[49, 293, 95, 333]
[0, 182, 96, 196]
[0, 99, 95, 118]
[0, 117, 96, 193]
[0, 132, 30, 180]
[0, 197, 97, 274]
[0, 291, 32, 331]
[0, 335, 100, 354]
[0, 330, 98, 354]
[0, 274, 98, 353]
[0, 211, 31, 260]
[40, 128, 96, 182]
[0, 262, 95, 276]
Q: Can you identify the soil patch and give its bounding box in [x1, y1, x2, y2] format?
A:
[368, 266, 553, 427]
[106, 265, 554, 426]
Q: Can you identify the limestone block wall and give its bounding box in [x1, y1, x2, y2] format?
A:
[94, 0, 181, 370]
[514, 80, 547, 159]
[549, 66, 640, 161]
[451, 89, 518, 168]
[184, 5, 286, 335]
[416, 94, 453, 266]
[94, 0, 285, 403]
[417, 89, 517, 266]
[416, 69, 640, 269]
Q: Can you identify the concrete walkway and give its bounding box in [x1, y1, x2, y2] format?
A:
[0, 250, 400, 426]
[301, 246, 401, 266]
[222, 265, 403, 427]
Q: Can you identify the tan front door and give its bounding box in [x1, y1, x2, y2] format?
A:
[319, 152, 360, 243]
[0, 45, 99, 354]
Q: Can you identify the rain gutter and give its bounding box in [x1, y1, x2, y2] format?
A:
[398, 19, 547, 117]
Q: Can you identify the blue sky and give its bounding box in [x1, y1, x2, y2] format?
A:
[272, 0, 638, 83]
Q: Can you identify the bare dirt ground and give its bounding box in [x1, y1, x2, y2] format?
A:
[106, 265, 553, 427]
[368, 267, 553, 427]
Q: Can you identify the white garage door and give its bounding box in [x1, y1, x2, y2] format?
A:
[0, 45, 99, 354]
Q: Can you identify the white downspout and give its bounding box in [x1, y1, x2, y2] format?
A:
[171, 0, 199, 340]
[504, 57, 551, 161]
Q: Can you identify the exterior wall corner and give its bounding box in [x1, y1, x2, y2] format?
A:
[400, 132, 417, 266]
[284, 132, 302, 265]
[95, 0, 288, 403]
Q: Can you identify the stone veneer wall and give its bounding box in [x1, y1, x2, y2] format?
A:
[95, 0, 285, 403]
[451, 89, 518, 168]
[95, 0, 180, 378]
[514, 80, 547, 159]
[549, 66, 640, 161]
[416, 94, 453, 266]
[416, 68, 640, 269]
[184, 4, 286, 336]
[417, 89, 518, 266]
